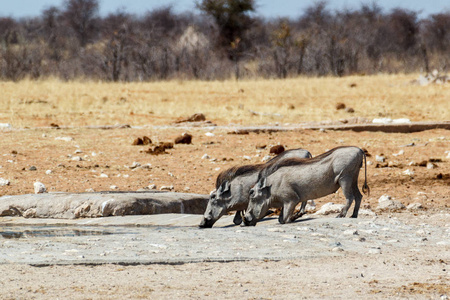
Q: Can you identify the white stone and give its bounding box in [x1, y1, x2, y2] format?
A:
[74, 149, 83, 154]
[261, 155, 272, 162]
[160, 185, 174, 191]
[426, 162, 435, 169]
[85, 188, 95, 192]
[71, 156, 83, 161]
[130, 162, 141, 169]
[148, 184, 157, 190]
[402, 169, 414, 176]
[110, 185, 118, 190]
[243, 155, 252, 160]
[0, 178, 10, 186]
[392, 150, 404, 156]
[407, 203, 423, 210]
[201, 154, 210, 159]
[0, 123, 12, 129]
[205, 132, 215, 137]
[375, 155, 385, 162]
[372, 118, 392, 124]
[368, 248, 382, 254]
[55, 136, 74, 142]
[45, 170, 53, 175]
[34, 181, 47, 194]
[358, 209, 377, 216]
[392, 118, 411, 124]
[314, 202, 344, 215]
[99, 173, 109, 178]
[378, 194, 391, 203]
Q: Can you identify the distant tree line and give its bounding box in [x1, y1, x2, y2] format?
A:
[0, 0, 449, 81]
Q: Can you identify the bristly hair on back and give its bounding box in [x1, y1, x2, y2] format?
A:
[215, 148, 315, 189]
[256, 146, 352, 182]
[215, 164, 266, 188]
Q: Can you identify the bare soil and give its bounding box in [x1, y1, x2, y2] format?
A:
[0, 125, 449, 299]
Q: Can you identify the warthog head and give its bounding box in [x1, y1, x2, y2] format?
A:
[244, 178, 271, 226]
[199, 181, 232, 228]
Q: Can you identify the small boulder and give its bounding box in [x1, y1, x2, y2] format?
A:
[270, 145, 285, 155]
[34, 181, 47, 194]
[175, 133, 192, 144]
[336, 103, 346, 110]
[376, 194, 406, 211]
[314, 202, 344, 215]
[0, 178, 10, 186]
[407, 203, 424, 211]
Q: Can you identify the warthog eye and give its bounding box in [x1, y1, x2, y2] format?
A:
[249, 189, 255, 196]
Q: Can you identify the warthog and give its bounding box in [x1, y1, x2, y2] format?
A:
[199, 148, 312, 228]
[244, 146, 369, 226]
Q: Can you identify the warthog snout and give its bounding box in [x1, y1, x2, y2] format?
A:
[243, 214, 257, 226]
[198, 217, 214, 228]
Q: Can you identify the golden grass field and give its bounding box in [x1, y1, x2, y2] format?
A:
[0, 74, 448, 128]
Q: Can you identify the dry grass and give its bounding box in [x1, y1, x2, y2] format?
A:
[0, 74, 448, 128]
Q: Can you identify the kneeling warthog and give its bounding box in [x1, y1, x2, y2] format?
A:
[244, 146, 369, 226]
[199, 148, 312, 228]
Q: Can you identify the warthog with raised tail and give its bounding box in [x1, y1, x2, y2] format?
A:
[244, 146, 369, 226]
[199, 148, 312, 228]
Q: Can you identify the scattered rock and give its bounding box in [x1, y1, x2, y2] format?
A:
[132, 136, 152, 146]
[129, 162, 141, 169]
[345, 107, 355, 113]
[145, 144, 170, 155]
[72, 156, 83, 161]
[0, 123, 12, 129]
[261, 155, 272, 162]
[29, 166, 37, 171]
[402, 169, 414, 176]
[201, 154, 210, 159]
[132, 137, 144, 145]
[45, 170, 53, 175]
[343, 229, 359, 235]
[205, 132, 215, 137]
[269, 145, 285, 155]
[407, 203, 424, 211]
[314, 202, 344, 215]
[243, 155, 252, 160]
[376, 195, 406, 211]
[0, 178, 10, 186]
[34, 181, 47, 194]
[358, 209, 377, 216]
[368, 248, 382, 254]
[349, 83, 357, 88]
[148, 184, 157, 190]
[175, 113, 206, 123]
[256, 144, 267, 150]
[392, 150, 404, 156]
[336, 103, 346, 110]
[160, 185, 174, 191]
[376, 155, 385, 162]
[50, 123, 60, 128]
[55, 136, 74, 142]
[175, 133, 193, 144]
[287, 104, 295, 110]
[110, 185, 118, 190]
[426, 162, 436, 169]
[227, 129, 249, 135]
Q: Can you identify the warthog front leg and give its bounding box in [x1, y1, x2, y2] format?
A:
[233, 211, 244, 225]
[291, 201, 307, 221]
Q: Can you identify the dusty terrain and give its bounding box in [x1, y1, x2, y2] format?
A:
[0, 125, 449, 299]
[0, 75, 449, 299]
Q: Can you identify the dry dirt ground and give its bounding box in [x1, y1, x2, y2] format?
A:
[0, 125, 449, 299]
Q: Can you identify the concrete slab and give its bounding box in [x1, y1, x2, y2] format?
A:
[0, 191, 209, 219]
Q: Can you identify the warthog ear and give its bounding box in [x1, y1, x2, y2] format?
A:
[257, 177, 267, 189]
[218, 181, 230, 195]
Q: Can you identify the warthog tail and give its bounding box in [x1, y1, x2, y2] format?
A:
[361, 150, 370, 196]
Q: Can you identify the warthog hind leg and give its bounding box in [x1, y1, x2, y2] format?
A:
[337, 177, 355, 218]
